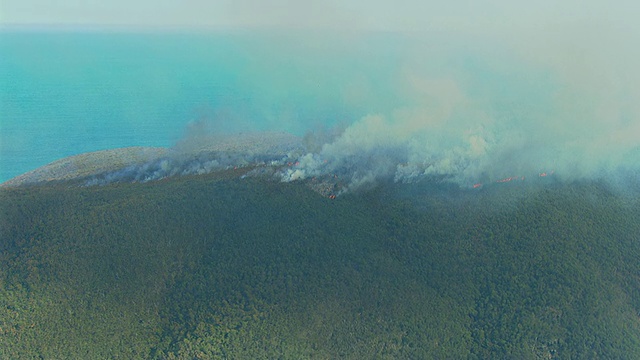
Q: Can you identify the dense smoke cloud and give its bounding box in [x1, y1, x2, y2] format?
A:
[72, 12, 638, 192]
[277, 21, 640, 192]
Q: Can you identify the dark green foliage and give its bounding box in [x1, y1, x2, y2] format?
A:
[1, 173, 639, 358]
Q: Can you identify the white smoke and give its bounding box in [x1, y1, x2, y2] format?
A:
[278, 23, 640, 193]
[79, 13, 640, 192]
[85, 129, 305, 186]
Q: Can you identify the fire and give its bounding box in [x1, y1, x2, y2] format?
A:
[472, 170, 553, 189]
[496, 176, 519, 183]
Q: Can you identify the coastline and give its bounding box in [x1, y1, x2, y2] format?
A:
[0, 147, 170, 188]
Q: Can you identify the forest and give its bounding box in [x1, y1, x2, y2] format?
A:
[1, 170, 639, 359]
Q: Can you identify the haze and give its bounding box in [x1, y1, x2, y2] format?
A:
[2, 1, 639, 189]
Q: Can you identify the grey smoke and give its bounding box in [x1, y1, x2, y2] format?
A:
[278, 22, 640, 192]
[85, 127, 305, 186]
[85, 18, 639, 192]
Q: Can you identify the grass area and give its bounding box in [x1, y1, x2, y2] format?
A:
[1, 172, 639, 358]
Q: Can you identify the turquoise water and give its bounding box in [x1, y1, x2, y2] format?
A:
[1, 30, 561, 184]
[1, 31, 384, 182]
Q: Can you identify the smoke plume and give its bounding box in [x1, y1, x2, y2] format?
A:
[84, 15, 639, 193]
[278, 21, 640, 192]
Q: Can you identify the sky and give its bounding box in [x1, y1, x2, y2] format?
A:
[1, 1, 637, 34]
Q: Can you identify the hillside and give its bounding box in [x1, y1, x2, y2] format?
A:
[0, 132, 303, 188]
[1, 171, 639, 359]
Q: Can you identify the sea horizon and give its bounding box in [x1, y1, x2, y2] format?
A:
[2, 27, 638, 186]
[0, 29, 368, 183]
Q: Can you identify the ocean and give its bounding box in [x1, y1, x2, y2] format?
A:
[0, 30, 377, 183]
[5, 30, 631, 186]
[0, 30, 528, 184]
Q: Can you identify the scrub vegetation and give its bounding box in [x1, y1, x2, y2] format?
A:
[1, 170, 639, 359]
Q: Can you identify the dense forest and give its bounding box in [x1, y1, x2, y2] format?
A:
[1, 170, 639, 359]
